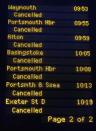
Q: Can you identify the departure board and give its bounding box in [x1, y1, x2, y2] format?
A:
[0, 0, 96, 130]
